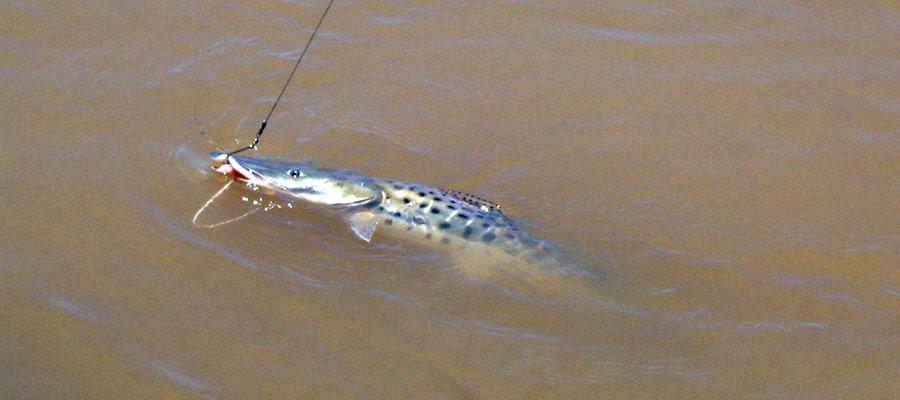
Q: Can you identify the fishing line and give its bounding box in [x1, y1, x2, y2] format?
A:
[227, 0, 336, 158]
[193, 181, 261, 228]
[196, 1, 334, 228]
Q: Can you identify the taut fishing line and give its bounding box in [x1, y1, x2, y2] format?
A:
[227, 0, 336, 157]
[195, 0, 335, 228]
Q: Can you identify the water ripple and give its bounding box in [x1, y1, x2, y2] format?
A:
[144, 359, 218, 400]
[50, 297, 110, 326]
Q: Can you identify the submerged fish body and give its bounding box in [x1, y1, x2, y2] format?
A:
[210, 152, 583, 277]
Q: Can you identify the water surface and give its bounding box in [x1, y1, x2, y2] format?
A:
[2, 0, 899, 398]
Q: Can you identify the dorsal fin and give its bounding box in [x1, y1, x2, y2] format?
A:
[438, 188, 504, 214]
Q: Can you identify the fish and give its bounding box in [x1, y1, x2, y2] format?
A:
[209, 152, 593, 282]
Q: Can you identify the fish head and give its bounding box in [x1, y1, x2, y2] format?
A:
[211, 152, 382, 207]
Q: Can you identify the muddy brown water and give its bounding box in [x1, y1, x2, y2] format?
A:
[2, 0, 899, 398]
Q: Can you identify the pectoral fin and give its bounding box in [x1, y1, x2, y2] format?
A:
[348, 212, 379, 242]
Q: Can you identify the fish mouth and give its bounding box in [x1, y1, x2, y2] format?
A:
[210, 152, 251, 181]
[210, 152, 288, 193]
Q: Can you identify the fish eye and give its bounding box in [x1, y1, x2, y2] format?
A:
[289, 169, 301, 178]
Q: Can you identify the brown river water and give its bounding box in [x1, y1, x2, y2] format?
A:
[2, 0, 899, 398]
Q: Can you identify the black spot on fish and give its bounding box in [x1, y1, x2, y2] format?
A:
[385, 219, 393, 225]
[441, 237, 450, 245]
[418, 192, 426, 197]
[475, 214, 484, 219]
[393, 184, 403, 190]
[462, 226, 473, 238]
[378, 206, 385, 211]
[394, 212, 402, 217]
[457, 214, 469, 219]
[430, 208, 441, 214]
[419, 204, 427, 209]
[433, 197, 441, 202]
[482, 223, 490, 228]
[481, 233, 496, 242]
[428, 191, 435, 195]
[403, 198, 410, 204]
[447, 205, 456, 210]
[438, 222, 451, 230]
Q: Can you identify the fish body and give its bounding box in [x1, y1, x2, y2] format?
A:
[211, 152, 582, 276]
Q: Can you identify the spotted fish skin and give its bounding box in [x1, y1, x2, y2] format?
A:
[437, 188, 502, 213]
[370, 179, 558, 259]
[211, 153, 567, 266]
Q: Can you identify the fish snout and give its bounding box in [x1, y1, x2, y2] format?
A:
[210, 152, 250, 181]
[210, 151, 229, 168]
